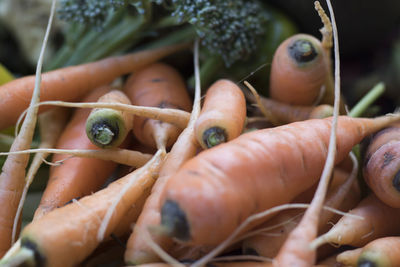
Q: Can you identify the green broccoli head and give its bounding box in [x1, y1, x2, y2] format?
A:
[172, 0, 270, 66]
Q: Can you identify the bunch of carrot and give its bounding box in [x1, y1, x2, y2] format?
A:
[1, 1, 400, 267]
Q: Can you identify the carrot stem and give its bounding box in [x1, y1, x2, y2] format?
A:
[349, 82, 385, 118]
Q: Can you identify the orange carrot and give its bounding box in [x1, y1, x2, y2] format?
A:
[355, 236, 400, 267]
[12, 107, 70, 244]
[33, 85, 120, 219]
[0, 149, 165, 267]
[362, 122, 400, 208]
[268, 33, 329, 106]
[194, 79, 246, 149]
[311, 193, 400, 248]
[159, 114, 400, 247]
[124, 43, 202, 265]
[242, 167, 360, 259]
[0, 1, 56, 256]
[124, 62, 192, 149]
[86, 89, 133, 148]
[336, 248, 362, 266]
[0, 42, 189, 131]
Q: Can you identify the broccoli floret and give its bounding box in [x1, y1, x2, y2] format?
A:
[172, 0, 270, 66]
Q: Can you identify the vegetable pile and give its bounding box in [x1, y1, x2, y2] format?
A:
[0, 0, 400, 267]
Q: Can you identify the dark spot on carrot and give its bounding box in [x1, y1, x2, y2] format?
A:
[357, 259, 376, 267]
[243, 247, 259, 256]
[382, 152, 395, 169]
[151, 78, 165, 83]
[392, 170, 400, 192]
[161, 199, 190, 241]
[187, 170, 201, 176]
[288, 39, 317, 64]
[203, 127, 227, 148]
[90, 120, 119, 147]
[21, 238, 46, 267]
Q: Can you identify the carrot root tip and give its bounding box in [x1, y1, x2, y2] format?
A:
[288, 38, 318, 65]
[202, 127, 227, 148]
[161, 199, 190, 241]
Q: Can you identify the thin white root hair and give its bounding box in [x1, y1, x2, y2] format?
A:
[97, 148, 165, 241]
[244, 80, 279, 125]
[0, 148, 152, 167]
[29, 101, 190, 129]
[189, 203, 362, 267]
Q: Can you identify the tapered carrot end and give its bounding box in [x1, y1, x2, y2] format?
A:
[161, 199, 190, 242]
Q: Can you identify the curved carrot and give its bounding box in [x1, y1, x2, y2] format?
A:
[269, 33, 329, 105]
[0, 42, 189, 130]
[124, 43, 202, 265]
[194, 79, 246, 149]
[356, 236, 400, 267]
[159, 114, 400, 246]
[86, 89, 133, 148]
[362, 122, 400, 208]
[33, 85, 119, 219]
[124, 62, 192, 149]
[311, 193, 400, 248]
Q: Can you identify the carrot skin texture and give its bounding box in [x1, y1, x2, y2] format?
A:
[356, 236, 400, 267]
[363, 123, 400, 208]
[19, 151, 164, 267]
[124, 63, 192, 149]
[33, 86, 118, 219]
[315, 193, 400, 248]
[0, 43, 189, 130]
[195, 79, 246, 149]
[269, 34, 329, 105]
[160, 115, 400, 246]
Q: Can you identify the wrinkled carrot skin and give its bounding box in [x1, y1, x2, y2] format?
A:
[315, 193, 400, 248]
[20, 152, 164, 267]
[124, 63, 192, 149]
[160, 115, 400, 246]
[195, 79, 246, 149]
[242, 168, 360, 259]
[356, 236, 400, 267]
[33, 86, 119, 219]
[0, 42, 190, 130]
[269, 34, 329, 105]
[363, 122, 400, 208]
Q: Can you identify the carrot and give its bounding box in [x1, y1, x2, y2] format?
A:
[0, 42, 190, 131]
[241, 166, 360, 259]
[362, 122, 400, 208]
[124, 41, 202, 265]
[12, 107, 70, 244]
[194, 79, 246, 149]
[246, 85, 333, 125]
[336, 248, 362, 267]
[33, 85, 120, 219]
[268, 33, 330, 106]
[356, 236, 400, 267]
[124, 62, 192, 149]
[86, 89, 133, 148]
[158, 114, 400, 246]
[0, 1, 56, 256]
[310, 193, 400, 249]
[0, 149, 165, 267]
